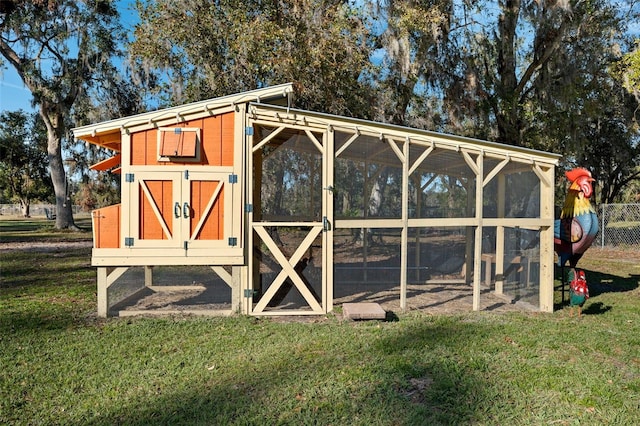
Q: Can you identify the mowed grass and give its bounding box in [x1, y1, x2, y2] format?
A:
[1, 218, 639, 425]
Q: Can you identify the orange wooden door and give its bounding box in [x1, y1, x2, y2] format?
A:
[183, 171, 230, 249]
[134, 172, 182, 248]
[131, 171, 233, 250]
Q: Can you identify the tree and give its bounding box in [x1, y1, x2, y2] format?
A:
[573, 82, 640, 204]
[0, 0, 124, 229]
[130, 0, 376, 116]
[382, 0, 640, 202]
[373, 0, 454, 127]
[0, 110, 53, 216]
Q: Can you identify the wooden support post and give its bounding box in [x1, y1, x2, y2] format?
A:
[414, 176, 422, 282]
[538, 165, 556, 312]
[96, 266, 129, 317]
[473, 152, 484, 311]
[464, 179, 474, 285]
[231, 266, 243, 313]
[495, 174, 506, 295]
[325, 129, 334, 314]
[247, 118, 258, 315]
[97, 267, 109, 318]
[400, 138, 409, 311]
[144, 266, 153, 287]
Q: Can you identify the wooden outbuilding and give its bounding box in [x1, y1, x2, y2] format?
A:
[72, 83, 561, 317]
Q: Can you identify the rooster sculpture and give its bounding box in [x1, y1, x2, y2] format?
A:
[568, 268, 589, 317]
[554, 168, 599, 268]
[554, 168, 598, 313]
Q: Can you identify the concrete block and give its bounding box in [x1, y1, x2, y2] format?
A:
[343, 302, 386, 320]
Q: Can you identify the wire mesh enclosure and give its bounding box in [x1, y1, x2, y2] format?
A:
[106, 266, 234, 315]
[329, 124, 553, 312]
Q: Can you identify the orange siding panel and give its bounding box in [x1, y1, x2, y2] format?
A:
[93, 204, 121, 248]
[202, 115, 222, 166]
[214, 185, 224, 239]
[221, 112, 234, 166]
[146, 129, 158, 165]
[129, 112, 235, 167]
[132, 129, 162, 166]
[131, 132, 147, 165]
[190, 180, 203, 238]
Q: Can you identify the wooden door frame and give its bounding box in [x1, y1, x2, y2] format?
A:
[246, 122, 332, 315]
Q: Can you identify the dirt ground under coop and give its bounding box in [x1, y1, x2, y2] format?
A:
[106, 232, 530, 317]
[109, 278, 527, 317]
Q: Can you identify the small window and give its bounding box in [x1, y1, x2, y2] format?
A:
[158, 127, 201, 161]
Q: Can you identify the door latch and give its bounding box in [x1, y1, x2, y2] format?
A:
[323, 216, 331, 232]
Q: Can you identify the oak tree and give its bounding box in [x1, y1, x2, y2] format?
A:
[1, 0, 124, 229]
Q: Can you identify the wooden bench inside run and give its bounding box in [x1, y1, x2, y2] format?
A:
[482, 253, 537, 288]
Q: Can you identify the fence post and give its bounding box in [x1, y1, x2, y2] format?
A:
[601, 204, 605, 248]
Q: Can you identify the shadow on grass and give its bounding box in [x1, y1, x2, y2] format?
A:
[554, 265, 639, 313]
[1, 248, 95, 334]
[0, 249, 93, 290]
[0, 308, 82, 334]
[582, 301, 612, 315]
[64, 320, 491, 425]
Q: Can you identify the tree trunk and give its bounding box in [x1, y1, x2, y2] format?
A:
[41, 105, 77, 230]
[20, 198, 30, 217]
[495, 0, 522, 146]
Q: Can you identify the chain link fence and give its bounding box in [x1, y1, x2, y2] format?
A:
[0, 204, 83, 217]
[598, 203, 640, 249]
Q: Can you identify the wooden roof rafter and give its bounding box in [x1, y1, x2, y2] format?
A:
[249, 103, 561, 169]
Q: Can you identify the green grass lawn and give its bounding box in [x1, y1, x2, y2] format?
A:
[1, 218, 639, 425]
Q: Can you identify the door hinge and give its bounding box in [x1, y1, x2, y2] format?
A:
[125, 237, 134, 247]
[245, 203, 253, 213]
[228, 237, 238, 246]
[323, 216, 331, 232]
[244, 289, 258, 298]
[125, 173, 134, 183]
[184, 170, 189, 180]
[245, 126, 254, 135]
[184, 241, 188, 250]
[229, 174, 238, 184]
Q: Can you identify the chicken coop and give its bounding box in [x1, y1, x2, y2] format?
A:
[72, 83, 561, 317]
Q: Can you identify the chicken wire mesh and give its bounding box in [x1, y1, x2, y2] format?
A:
[599, 204, 640, 248]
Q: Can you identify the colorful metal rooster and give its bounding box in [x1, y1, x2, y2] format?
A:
[554, 168, 599, 268]
[568, 268, 589, 317]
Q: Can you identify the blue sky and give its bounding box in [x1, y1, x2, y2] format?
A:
[0, 0, 137, 115]
[0, 70, 31, 112]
